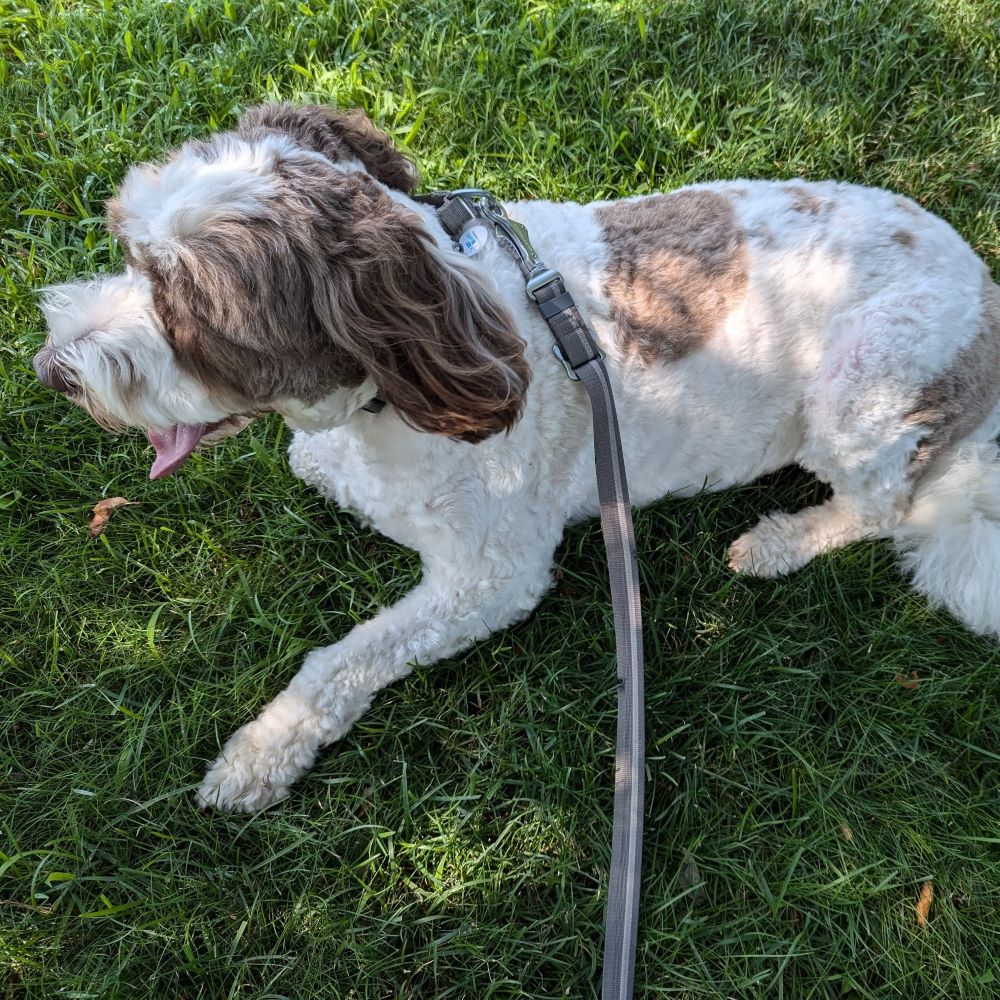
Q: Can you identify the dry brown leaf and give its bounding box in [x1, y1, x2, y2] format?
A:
[678, 850, 706, 903]
[88, 497, 136, 539]
[894, 671, 920, 690]
[916, 880, 934, 928]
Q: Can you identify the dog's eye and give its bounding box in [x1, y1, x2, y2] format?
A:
[33, 350, 79, 395]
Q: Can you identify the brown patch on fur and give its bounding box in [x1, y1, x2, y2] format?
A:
[789, 186, 825, 216]
[105, 198, 125, 236]
[895, 196, 923, 217]
[907, 275, 1000, 467]
[237, 103, 419, 193]
[891, 229, 916, 248]
[596, 190, 748, 364]
[110, 141, 528, 443]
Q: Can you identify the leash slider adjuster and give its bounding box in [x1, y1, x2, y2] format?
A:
[525, 267, 562, 301]
[552, 343, 605, 381]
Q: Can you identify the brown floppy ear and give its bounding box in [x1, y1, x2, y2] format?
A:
[310, 177, 531, 442]
[109, 141, 526, 440]
[238, 102, 419, 193]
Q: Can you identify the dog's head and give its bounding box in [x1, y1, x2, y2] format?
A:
[33, 104, 529, 478]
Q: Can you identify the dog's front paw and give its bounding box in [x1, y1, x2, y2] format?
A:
[197, 751, 289, 813]
[196, 718, 311, 812]
[195, 688, 326, 812]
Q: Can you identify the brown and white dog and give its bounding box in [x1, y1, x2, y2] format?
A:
[34, 104, 1000, 810]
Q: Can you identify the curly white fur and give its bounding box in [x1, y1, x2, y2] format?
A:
[893, 443, 1000, 637]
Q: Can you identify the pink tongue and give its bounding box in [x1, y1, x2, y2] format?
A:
[147, 423, 208, 479]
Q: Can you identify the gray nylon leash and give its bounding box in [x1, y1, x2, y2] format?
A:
[414, 189, 646, 999]
[529, 274, 646, 1000]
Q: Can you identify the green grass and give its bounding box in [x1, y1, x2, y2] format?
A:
[2, 0, 1000, 996]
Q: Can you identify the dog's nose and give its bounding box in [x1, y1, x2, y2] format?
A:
[33, 349, 75, 394]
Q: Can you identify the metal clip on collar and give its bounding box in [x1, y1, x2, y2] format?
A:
[442, 189, 564, 301]
[438, 189, 603, 380]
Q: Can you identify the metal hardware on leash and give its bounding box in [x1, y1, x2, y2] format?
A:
[525, 268, 563, 301]
[418, 188, 646, 1000]
[552, 344, 582, 381]
[434, 190, 574, 305]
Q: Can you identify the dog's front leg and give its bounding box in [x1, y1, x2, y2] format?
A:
[196, 560, 552, 812]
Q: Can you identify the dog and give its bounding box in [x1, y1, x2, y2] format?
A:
[33, 103, 1000, 811]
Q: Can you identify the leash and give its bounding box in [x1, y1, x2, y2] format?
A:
[414, 189, 646, 1000]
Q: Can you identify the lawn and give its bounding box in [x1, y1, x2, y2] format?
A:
[2, 0, 999, 997]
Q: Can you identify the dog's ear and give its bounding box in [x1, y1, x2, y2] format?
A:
[107, 136, 527, 440]
[313, 179, 531, 442]
[238, 102, 419, 193]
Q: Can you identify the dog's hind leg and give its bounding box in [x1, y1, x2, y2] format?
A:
[727, 493, 889, 577]
[196, 537, 558, 812]
[728, 300, 942, 577]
